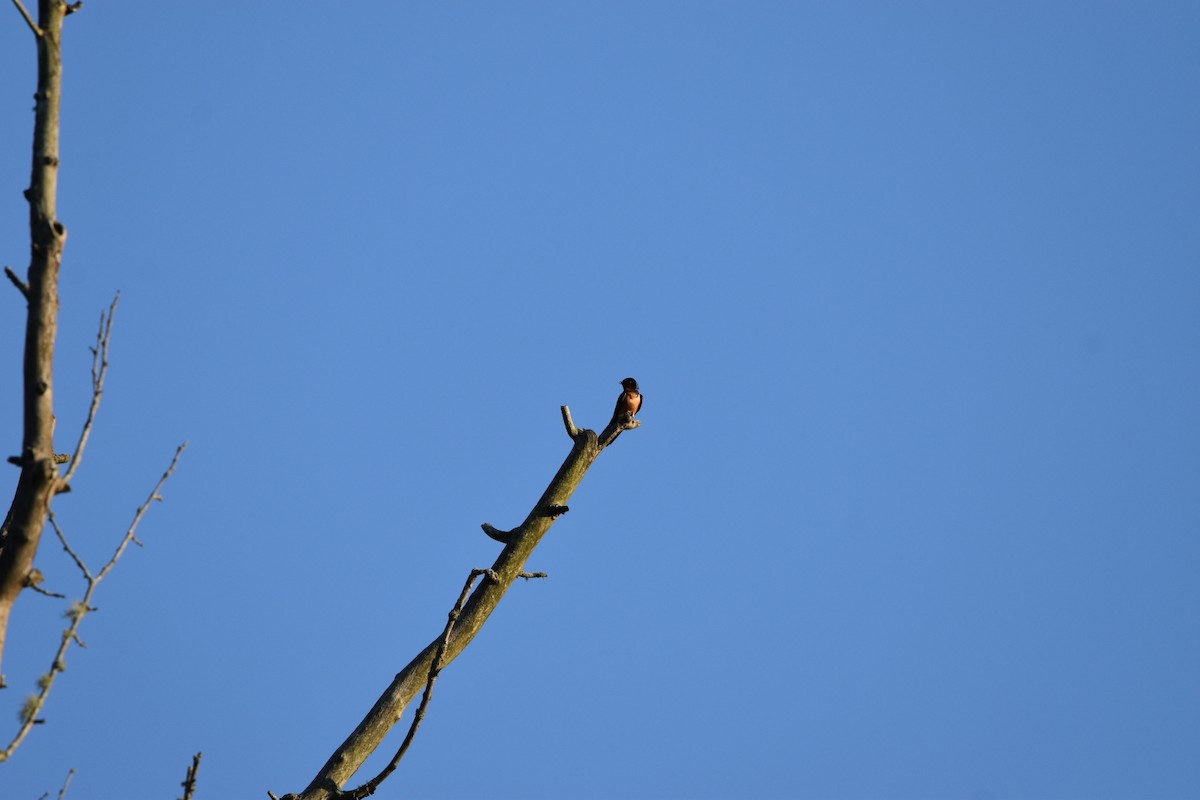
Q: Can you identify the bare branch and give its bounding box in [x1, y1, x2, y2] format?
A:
[57, 767, 75, 800]
[291, 389, 639, 800]
[61, 293, 119, 485]
[24, 567, 65, 599]
[2, 599, 80, 758]
[3, 266, 29, 298]
[0, 445, 186, 761]
[49, 511, 90, 581]
[179, 752, 202, 800]
[340, 568, 494, 799]
[9, 0, 42, 36]
[480, 522, 512, 543]
[482, 495, 567, 543]
[96, 442, 187, 582]
[598, 413, 641, 449]
[561, 404, 579, 438]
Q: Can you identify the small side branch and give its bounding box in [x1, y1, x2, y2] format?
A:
[50, 512, 90, 582]
[561, 405, 579, 439]
[338, 568, 495, 799]
[179, 752, 202, 800]
[3, 266, 29, 299]
[96, 441, 187, 582]
[24, 568, 64, 599]
[483, 505, 564, 543]
[61, 294, 119, 485]
[480, 522, 513, 544]
[9, 0, 42, 36]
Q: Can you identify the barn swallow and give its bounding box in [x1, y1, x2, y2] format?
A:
[614, 377, 642, 420]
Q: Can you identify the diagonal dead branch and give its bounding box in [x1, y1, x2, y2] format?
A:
[289, 387, 640, 800]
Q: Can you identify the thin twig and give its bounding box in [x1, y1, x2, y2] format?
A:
[9, 0, 42, 36]
[57, 767, 76, 800]
[96, 441, 187, 582]
[62, 293, 118, 485]
[0, 444, 187, 762]
[50, 511, 91, 581]
[340, 568, 496, 799]
[27, 571, 66, 599]
[179, 752, 202, 800]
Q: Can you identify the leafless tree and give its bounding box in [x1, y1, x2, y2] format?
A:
[0, 0, 184, 764]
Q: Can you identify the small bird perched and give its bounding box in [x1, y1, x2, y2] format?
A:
[614, 377, 643, 421]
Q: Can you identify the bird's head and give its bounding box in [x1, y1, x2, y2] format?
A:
[620, 377, 639, 392]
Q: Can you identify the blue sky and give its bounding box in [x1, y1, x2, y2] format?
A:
[1, 3, 1198, 799]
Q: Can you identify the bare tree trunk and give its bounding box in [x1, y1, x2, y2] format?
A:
[0, 0, 70, 681]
